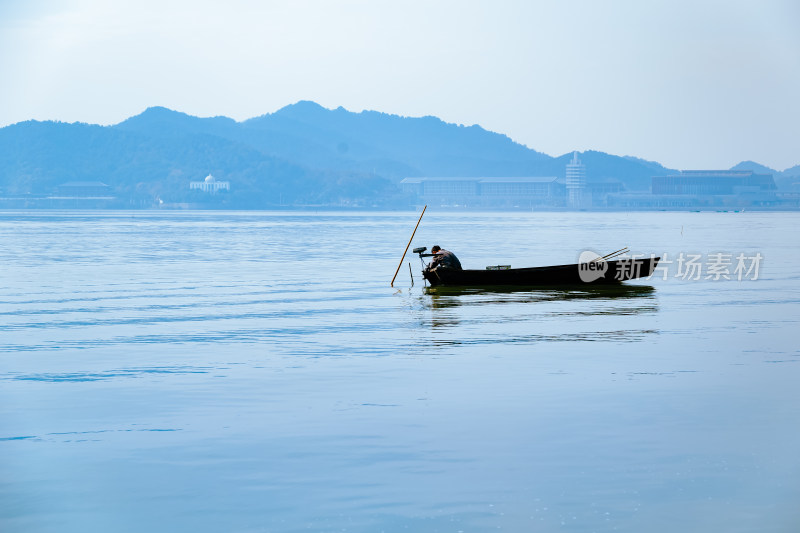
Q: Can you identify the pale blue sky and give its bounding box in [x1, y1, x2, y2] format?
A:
[1, 0, 798, 170]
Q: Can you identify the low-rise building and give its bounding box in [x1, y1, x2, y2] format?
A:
[400, 176, 565, 207]
[55, 181, 113, 198]
[586, 179, 624, 207]
[652, 170, 776, 195]
[608, 170, 780, 208]
[190, 174, 230, 194]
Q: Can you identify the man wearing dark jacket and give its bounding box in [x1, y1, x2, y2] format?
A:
[430, 245, 462, 270]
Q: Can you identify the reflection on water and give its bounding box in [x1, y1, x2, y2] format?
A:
[424, 283, 657, 306]
[417, 284, 659, 345]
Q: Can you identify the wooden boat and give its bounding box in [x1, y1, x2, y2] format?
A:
[422, 256, 660, 287]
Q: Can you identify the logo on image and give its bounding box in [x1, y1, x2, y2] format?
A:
[578, 250, 608, 282]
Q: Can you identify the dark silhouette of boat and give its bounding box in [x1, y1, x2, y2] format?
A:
[421, 256, 660, 287]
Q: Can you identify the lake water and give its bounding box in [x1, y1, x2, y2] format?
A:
[1, 210, 799, 533]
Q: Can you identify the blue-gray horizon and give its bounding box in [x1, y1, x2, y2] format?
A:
[2, 0, 798, 171]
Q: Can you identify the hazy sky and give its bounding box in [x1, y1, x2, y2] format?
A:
[1, 0, 798, 170]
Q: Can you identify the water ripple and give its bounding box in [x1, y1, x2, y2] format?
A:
[5, 366, 213, 382]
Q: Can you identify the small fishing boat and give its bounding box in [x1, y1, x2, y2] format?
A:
[416, 248, 660, 287]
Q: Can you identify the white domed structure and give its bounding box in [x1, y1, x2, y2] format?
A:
[190, 173, 230, 194]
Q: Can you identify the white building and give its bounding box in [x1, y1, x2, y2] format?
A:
[190, 174, 230, 194]
[566, 152, 587, 209]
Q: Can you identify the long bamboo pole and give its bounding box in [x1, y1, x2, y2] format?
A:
[391, 205, 427, 287]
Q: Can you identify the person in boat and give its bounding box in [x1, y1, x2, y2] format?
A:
[429, 245, 462, 271]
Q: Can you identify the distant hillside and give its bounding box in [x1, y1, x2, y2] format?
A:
[0, 120, 338, 207]
[114, 101, 557, 180]
[730, 160, 776, 175]
[5, 101, 793, 208]
[243, 101, 556, 178]
[731, 160, 800, 191]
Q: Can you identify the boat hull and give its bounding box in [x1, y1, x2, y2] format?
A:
[422, 257, 660, 287]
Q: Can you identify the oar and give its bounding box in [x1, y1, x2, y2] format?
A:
[590, 247, 625, 262]
[391, 205, 427, 287]
[591, 247, 629, 263]
[604, 246, 629, 258]
[603, 247, 629, 260]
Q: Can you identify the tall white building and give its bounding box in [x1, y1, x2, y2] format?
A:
[566, 152, 587, 209]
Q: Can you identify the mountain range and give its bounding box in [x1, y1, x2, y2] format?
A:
[1, 101, 797, 208]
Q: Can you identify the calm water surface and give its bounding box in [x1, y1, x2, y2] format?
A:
[1, 210, 799, 532]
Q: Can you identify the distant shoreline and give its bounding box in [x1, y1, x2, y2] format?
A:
[1, 205, 799, 213]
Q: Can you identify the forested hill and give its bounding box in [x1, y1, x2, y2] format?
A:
[0, 101, 745, 207]
[114, 101, 556, 179]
